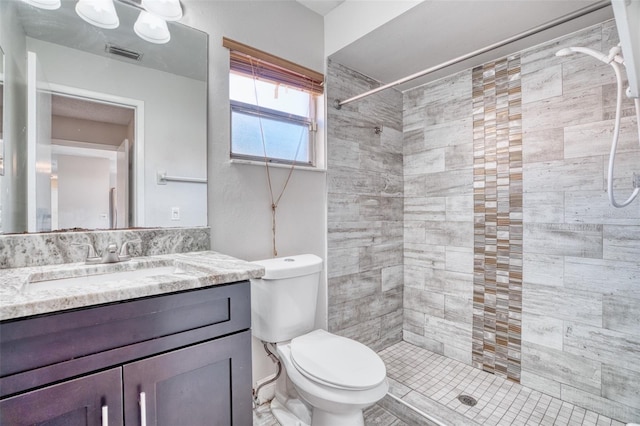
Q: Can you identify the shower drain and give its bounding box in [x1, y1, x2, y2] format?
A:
[457, 394, 478, 407]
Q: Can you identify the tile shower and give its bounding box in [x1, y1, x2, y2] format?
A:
[327, 18, 639, 424]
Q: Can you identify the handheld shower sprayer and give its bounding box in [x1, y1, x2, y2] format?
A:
[555, 45, 640, 208]
[555, 46, 609, 63]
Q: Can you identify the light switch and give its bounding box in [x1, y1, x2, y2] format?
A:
[171, 207, 180, 220]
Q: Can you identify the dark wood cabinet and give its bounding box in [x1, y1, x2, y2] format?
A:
[123, 333, 250, 426]
[0, 368, 124, 426]
[0, 282, 252, 426]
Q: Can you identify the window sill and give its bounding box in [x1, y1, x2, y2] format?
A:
[229, 158, 326, 173]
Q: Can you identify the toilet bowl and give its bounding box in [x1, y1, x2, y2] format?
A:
[250, 255, 389, 426]
[276, 329, 389, 426]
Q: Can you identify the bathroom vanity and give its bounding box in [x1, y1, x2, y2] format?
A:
[0, 251, 264, 426]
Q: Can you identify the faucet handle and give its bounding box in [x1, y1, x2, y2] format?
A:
[119, 239, 141, 259]
[71, 243, 100, 262]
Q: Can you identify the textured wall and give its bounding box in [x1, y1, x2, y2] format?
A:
[326, 60, 404, 351]
[402, 19, 640, 422]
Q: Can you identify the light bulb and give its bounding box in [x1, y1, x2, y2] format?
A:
[141, 0, 182, 21]
[21, 0, 61, 10]
[134, 10, 171, 44]
[75, 0, 119, 29]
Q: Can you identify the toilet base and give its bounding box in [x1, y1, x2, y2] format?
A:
[310, 407, 365, 426]
[270, 398, 366, 426]
[271, 397, 310, 426]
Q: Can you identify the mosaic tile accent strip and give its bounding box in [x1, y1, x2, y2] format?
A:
[471, 56, 523, 382]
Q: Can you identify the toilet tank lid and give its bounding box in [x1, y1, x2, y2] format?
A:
[251, 254, 323, 280]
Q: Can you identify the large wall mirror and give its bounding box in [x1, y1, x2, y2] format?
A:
[0, 0, 208, 234]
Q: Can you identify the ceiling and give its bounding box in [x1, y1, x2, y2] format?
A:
[329, 0, 614, 92]
[52, 95, 134, 126]
[296, 0, 345, 16]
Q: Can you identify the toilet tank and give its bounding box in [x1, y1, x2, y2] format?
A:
[250, 254, 323, 343]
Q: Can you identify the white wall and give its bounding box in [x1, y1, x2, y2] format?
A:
[180, 0, 326, 394]
[56, 155, 111, 229]
[26, 38, 207, 229]
[0, 0, 28, 234]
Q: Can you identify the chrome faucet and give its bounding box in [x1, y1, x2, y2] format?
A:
[72, 240, 140, 264]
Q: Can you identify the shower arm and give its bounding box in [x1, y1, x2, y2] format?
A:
[334, 0, 612, 109]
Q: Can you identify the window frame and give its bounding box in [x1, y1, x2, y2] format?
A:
[230, 98, 317, 166]
[224, 37, 324, 169]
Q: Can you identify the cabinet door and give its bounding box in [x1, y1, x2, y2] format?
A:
[123, 331, 251, 426]
[0, 368, 123, 426]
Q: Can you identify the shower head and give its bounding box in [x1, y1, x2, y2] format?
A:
[555, 46, 610, 63]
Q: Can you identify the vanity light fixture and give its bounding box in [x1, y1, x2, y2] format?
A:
[141, 0, 182, 21]
[20, 0, 61, 10]
[75, 0, 120, 29]
[134, 10, 171, 44]
[22, 0, 182, 44]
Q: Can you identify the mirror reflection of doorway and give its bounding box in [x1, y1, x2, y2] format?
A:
[50, 94, 134, 230]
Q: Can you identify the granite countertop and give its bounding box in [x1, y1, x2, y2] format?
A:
[0, 251, 264, 321]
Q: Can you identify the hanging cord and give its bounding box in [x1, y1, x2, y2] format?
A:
[248, 59, 308, 256]
[607, 59, 640, 207]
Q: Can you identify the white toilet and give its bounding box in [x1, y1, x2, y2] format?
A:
[250, 254, 388, 426]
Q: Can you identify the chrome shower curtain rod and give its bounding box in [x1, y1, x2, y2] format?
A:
[334, 0, 612, 109]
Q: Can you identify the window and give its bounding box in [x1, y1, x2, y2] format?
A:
[223, 38, 323, 167]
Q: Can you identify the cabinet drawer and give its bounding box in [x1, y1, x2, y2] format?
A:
[0, 282, 250, 378]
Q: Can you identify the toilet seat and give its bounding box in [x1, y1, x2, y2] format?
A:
[290, 329, 386, 391]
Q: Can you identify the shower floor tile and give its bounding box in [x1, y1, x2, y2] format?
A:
[379, 341, 628, 426]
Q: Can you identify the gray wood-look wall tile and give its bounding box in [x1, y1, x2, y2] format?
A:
[327, 60, 403, 348]
[602, 364, 640, 409]
[564, 257, 640, 296]
[523, 157, 604, 193]
[405, 196, 446, 221]
[521, 64, 562, 104]
[444, 294, 473, 325]
[445, 142, 474, 171]
[446, 195, 474, 222]
[521, 312, 564, 350]
[603, 295, 640, 335]
[564, 322, 640, 373]
[522, 283, 602, 327]
[522, 128, 564, 163]
[521, 342, 602, 394]
[404, 243, 446, 269]
[445, 246, 474, 274]
[522, 87, 603, 132]
[603, 225, 640, 262]
[560, 383, 640, 424]
[564, 117, 639, 159]
[404, 287, 445, 318]
[382, 265, 404, 292]
[523, 223, 603, 258]
[523, 191, 565, 223]
[522, 253, 565, 286]
[561, 56, 617, 96]
[520, 370, 562, 399]
[403, 329, 445, 355]
[328, 269, 381, 303]
[565, 191, 640, 225]
[404, 148, 446, 175]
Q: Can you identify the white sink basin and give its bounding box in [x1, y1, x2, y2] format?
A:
[26, 266, 182, 293]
